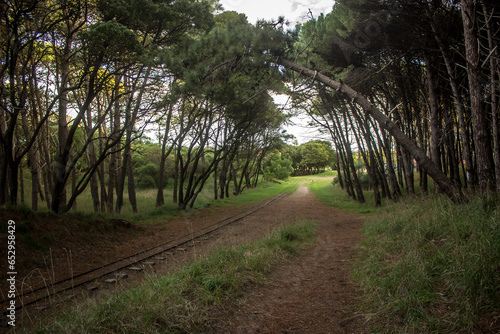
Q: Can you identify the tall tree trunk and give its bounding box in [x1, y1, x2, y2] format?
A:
[351, 109, 381, 206]
[371, 130, 391, 199]
[19, 163, 24, 205]
[462, 0, 496, 193]
[71, 151, 77, 211]
[213, 148, 219, 200]
[376, 125, 401, 201]
[41, 121, 53, 209]
[173, 151, 179, 204]
[127, 149, 137, 213]
[53, 22, 74, 213]
[86, 99, 100, 212]
[107, 103, 116, 213]
[21, 110, 39, 210]
[480, 0, 500, 190]
[98, 162, 107, 213]
[336, 152, 344, 190]
[424, 55, 444, 194]
[0, 111, 6, 205]
[395, 143, 404, 189]
[445, 109, 461, 186]
[97, 109, 107, 212]
[114, 80, 126, 213]
[156, 104, 175, 207]
[429, 4, 474, 190]
[340, 111, 365, 203]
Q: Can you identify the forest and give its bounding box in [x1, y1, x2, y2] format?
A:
[1, 0, 499, 215]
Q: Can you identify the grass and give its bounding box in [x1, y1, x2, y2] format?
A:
[28, 219, 317, 334]
[308, 178, 383, 214]
[353, 194, 500, 333]
[12, 171, 336, 226]
[70, 172, 335, 225]
[306, 175, 500, 332]
[125, 177, 302, 225]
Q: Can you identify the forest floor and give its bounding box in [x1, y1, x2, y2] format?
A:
[4, 180, 368, 333]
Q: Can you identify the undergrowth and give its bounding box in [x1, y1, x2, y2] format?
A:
[29, 219, 317, 333]
[354, 194, 500, 333]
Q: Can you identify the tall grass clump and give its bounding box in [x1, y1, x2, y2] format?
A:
[29, 219, 316, 334]
[354, 194, 500, 333]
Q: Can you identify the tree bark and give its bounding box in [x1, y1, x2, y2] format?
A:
[424, 55, 444, 194]
[156, 103, 175, 207]
[351, 107, 381, 206]
[480, 0, 500, 191]
[461, 0, 496, 193]
[430, 15, 475, 190]
[127, 148, 137, 213]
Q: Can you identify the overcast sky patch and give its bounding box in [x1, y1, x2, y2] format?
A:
[219, 0, 334, 25]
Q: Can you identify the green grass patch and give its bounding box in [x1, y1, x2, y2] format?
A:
[14, 171, 335, 226]
[354, 194, 500, 333]
[131, 173, 332, 225]
[29, 219, 317, 334]
[308, 179, 382, 214]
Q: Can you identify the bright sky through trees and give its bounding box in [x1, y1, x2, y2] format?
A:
[218, 0, 334, 25]
[217, 1, 335, 144]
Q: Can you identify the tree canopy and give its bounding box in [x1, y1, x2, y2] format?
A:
[1, 0, 499, 212]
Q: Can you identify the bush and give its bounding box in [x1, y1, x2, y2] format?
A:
[264, 153, 293, 181]
[136, 163, 159, 188]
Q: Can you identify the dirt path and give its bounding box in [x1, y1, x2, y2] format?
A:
[207, 183, 367, 333]
[11, 181, 367, 332]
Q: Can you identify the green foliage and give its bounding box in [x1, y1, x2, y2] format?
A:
[354, 195, 500, 332]
[79, 20, 144, 61]
[299, 140, 335, 170]
[98, 0, 214, 40]
[264, 152, 294, 180]
[135, 163, 159, 189]
[29, 219, 316, 333]
[281, 141, 336, 176]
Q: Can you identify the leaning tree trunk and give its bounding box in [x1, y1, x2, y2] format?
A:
[278, 58, 466, 203]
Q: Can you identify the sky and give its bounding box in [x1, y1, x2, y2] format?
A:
[218, 0, 335, 144]
[219, 0, 334, 27]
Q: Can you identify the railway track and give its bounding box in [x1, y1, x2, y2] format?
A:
[1, 193, 287, 319]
